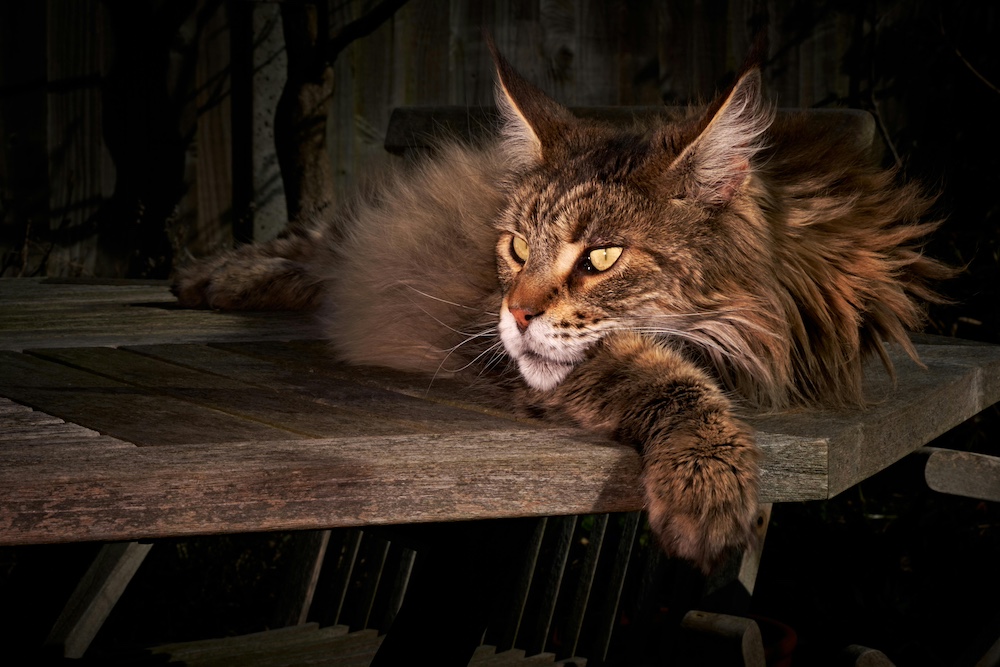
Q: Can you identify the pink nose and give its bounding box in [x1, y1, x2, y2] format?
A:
[510, 306, 541, 333]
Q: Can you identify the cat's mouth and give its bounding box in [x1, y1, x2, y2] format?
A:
[498, 308, 586, 391]
[512, 349, 577, 391]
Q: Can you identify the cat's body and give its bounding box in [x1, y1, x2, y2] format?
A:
[174, 45, 947, 572]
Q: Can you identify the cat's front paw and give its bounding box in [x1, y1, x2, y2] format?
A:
[641, 422, 761, 573]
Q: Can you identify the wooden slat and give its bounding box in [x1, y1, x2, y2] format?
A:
[588, 511, 642, 662]
[562, 514, 609, 658]
[488, 517, 549, 652]
[30, 346, 440, 437]
[269, 529, 330, 628]
[128, 342, 517, 432]
[313, 529, 364, 628]
[0, 428, 644, 546]
[45, 0, 112, 277]
[518, 516, 578, 656]
[749, 341, 1000, 498]
[2, 280, 1000, 549]
[0, 351, 305, 445]
[922, 447, 1000, 502]
[210, 340, 518, 418]
[0, 279, 320, 351]
[344, 533, 391, 630]
[0, 397, 132, 450]
[44, 541, 153, 658]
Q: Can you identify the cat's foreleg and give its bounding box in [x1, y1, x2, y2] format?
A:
[531, 331, 761, 573]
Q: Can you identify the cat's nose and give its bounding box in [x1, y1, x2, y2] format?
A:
[510, 306, 541, 333]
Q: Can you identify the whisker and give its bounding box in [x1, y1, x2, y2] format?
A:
[400, 284, 499, 316]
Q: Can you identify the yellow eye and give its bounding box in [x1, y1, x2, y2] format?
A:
[511, 235, 530, 263]
[588, 246, 623, 272]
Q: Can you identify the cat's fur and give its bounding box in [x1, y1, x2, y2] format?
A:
[173, 44, 948, 572]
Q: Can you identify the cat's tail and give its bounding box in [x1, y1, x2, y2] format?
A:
[172, 228, 324, 311]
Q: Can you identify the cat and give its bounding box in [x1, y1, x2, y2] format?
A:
[173, 41, 948, 573]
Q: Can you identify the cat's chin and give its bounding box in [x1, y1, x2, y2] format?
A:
[515, 353, 576, 392]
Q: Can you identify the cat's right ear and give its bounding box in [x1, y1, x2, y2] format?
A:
[486, 36, 574, 167]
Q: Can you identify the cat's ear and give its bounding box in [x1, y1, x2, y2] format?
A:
[670, 65, 773, 207]
[486, 36, 574, 166]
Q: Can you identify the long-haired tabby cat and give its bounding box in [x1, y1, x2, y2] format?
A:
[174, 41, 948, 573]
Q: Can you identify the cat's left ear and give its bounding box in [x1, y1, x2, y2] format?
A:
[670, 65, 773, 207]
[486, 36, 575, 167]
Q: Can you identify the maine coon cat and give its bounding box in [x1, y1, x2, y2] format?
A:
[174, 42, 947, 573]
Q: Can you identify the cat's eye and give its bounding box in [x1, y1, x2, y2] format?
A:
[511, 235, 530, 263]
[586, 246, 623, 272]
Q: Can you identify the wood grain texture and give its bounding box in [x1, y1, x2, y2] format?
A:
[1, 280, 1000, 548]
[383, 106, 876, 155]
[922, 447, 1000, 502]
[0, 278, 321, 351]
[0, 428, 644, 546]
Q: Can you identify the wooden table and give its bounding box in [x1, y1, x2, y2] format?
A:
[2, 277, 999, 663]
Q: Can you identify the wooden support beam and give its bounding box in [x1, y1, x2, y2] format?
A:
[921, 447, 1000, 502]
[45, 541, 153, 658]
[678, 610, 766, 667]
[840, 644, 897, 666]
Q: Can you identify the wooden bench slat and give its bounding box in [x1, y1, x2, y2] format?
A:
[29, 346, 442, 438]
[0, 429, 643, 545]
[0, 351, 307, 446]
[2, 279, 1000, 549]
[129, 342, 518, 432]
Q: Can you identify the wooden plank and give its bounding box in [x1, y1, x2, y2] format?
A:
[562, 514, 609, 657]
[152, 625, 381, 667]
[313, 529, 364, 628]
[0, 278, 173, 305]
[0, 428, 645, 546]
[0, 280, 320, 351]
[922, 447, 1000, 502]
[0, 351, 306, 445]
[128, 342, 518, 432]
[210, 340, 519, 418]
[30, 346, 439, 437]
[518, 516, 578, 656]
[342, 533, 391, 630]
[589, 511, 642, 662]
[151, 622, 330, 659]
[45, 0, 113, 277]
[748, 340, 1000, 499]
[487, 517, 548, 652]
[191, 0, 233, 258]
[374, 545, 416, 634]
[44, 541, 153, 658]
[0, 397, 133, 450]
[269, 529, 330, 628]
[678, 611, 766, 667]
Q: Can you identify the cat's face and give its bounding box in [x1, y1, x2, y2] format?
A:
[488, 44, 770, 391]
[495, 162, 703, 390]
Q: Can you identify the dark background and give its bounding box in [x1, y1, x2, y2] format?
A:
[1, 1, 998, 665]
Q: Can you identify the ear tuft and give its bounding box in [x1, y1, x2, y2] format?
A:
[675, 67, 774, 206]
[486, 35, 574, 168]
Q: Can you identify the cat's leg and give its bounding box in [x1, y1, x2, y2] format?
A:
[530, 331, 760, 573]
[173, 231, 323, 310]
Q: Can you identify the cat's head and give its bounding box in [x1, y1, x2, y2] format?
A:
[488, 44, 775, 391]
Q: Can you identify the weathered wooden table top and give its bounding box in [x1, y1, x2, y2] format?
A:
[2, 277, 999, 547]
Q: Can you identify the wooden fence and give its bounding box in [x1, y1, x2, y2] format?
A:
[0, 0, 874, 279]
